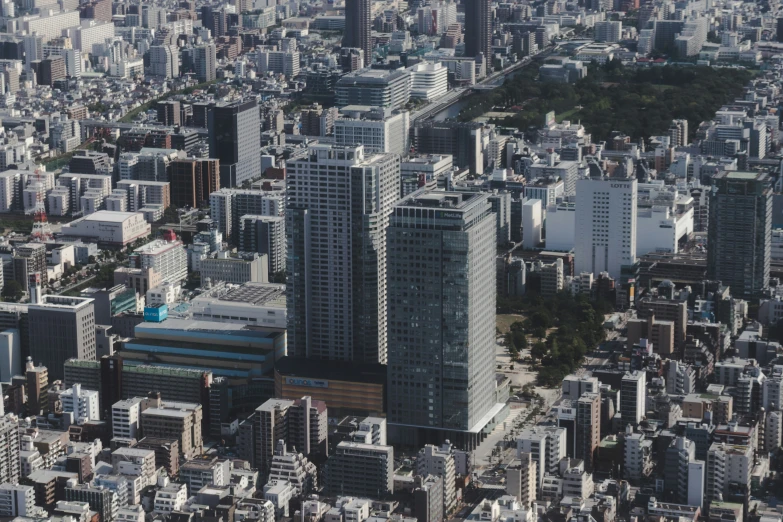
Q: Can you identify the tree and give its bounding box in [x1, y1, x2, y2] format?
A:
[2, 280, 23, 302]
[531, 342, 547, 363]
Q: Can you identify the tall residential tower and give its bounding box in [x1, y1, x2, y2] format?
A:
[286, 144, 400, 364]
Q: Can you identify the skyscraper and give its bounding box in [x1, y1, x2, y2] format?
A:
[343, 0, 371, 66]
[208, 100, 261, 187]
[574, 174, 637, 280]
[194, 42, 216, 82]
[387, 191, 498, 447]
[286, 144, 400, 364]
[707, 171, 771, 299]
[464, 0, 491, 58]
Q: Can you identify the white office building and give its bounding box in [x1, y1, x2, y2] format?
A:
[333, 106, 410, 157]
[545, 202, 576, 251]
[621, 371, 646, 426]
[575, 175, 637, 279]
[408, 62, 448, 101]
[132, 238, 187, 285]
[112, 398, 142, 440]
[522, 199, 542, 250]
[59, 384, 100, 424]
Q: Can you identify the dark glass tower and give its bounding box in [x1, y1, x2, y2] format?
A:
[707, 171, 772, 299]
[464, 0, 491, 58]
[208, 99, 261, 188]
[343, 0, 371, 66]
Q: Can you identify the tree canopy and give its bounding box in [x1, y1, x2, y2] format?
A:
[459, 61, 752, 143]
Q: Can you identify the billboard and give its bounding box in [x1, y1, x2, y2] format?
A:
[144, 304, 169, 323]
[545, 111, 556, 127]
[285, 377, 329, 389]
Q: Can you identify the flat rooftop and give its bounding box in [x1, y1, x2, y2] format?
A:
[76, 210, 139, 222]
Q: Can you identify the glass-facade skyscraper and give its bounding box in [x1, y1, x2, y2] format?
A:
[208, 99, 261, 187]
[707, 171, 771, 299]
[386, 191, 497, 447]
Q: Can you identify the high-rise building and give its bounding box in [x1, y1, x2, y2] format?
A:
[149, 45, 179, 78]
[208, 100, 261, 187]
[416, 444, 456, 515]
[238, 215, 286, 274]
[343, 0, 371, 66]
[576, 392, 600, 472]
[574, 174, 637, 280]
[620, 371, 646, 427]
[705, 442, 752, 504]
[194, 42, 216, 82]
[464, 0, 490, 58]
[507, 453, 537, 505]
[28, 296, 96, 381]
[0, 414, 20, 484]
[170, 158, 219, 208]
[664, 437, 695, 504]
[707, 171, 772, 299]
[237, 396, 328, 477]
[286, 144, 400, 364]
[594, 21, 622, 42]
[387, 191, 497, 446]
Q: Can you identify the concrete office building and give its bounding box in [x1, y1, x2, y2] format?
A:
[343, 0, 371, 66]
[208, 100, 262, 187]
[333, 106, 410, 157]
[517, 426, 567, 487]
[707, 171, 772, 299]
[59, 384, 99, 424]
[198, 253, 268, 284]
[286, 145, 400, 365]
[408, 62, 449, 101]
[29, 296, 96, 381]
[59, 211, 151, 246]
[335, 69, 411, 110]
[112, 398, 142, 440]
[387, 191, 499, 448]
[131, 238, 187, 285]
[562, 374, 599, 401]
[140, 400, 203, 459]
[325, 441, 393, 498]
[575, 175, 637, 280]
[621, 371, 646, 427]
[149, 45, 179, 78]
[594, 21, 622, 42]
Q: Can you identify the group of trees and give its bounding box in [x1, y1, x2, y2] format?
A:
[500, 292, 611, 387]
[459, 60, 752, 143]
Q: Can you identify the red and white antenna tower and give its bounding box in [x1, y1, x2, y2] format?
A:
[30, 169, 52, 242]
